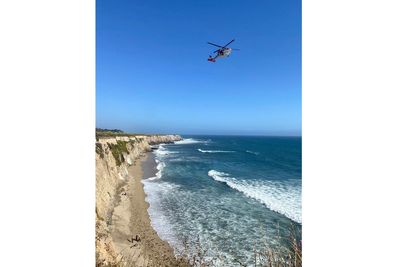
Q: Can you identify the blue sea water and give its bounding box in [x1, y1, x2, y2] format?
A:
[142, 136, 301, 265]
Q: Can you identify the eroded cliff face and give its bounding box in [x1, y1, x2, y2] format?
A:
[95, 134, 182, 266]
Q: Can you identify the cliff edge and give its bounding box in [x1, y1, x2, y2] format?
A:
[95, 134, 182, 266]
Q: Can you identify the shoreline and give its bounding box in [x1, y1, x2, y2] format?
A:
[141, 152, 158, 181]
[108, 153, 180, 266]
[95, 134, 184, 266]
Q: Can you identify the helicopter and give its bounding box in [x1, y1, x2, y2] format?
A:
[207, 39, 239, 62]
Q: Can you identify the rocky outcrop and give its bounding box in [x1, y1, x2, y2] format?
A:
[146, 135, 182, 145]
[95, 134, 182, 266]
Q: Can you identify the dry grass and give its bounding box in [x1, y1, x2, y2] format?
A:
[250, 224, 302, 267]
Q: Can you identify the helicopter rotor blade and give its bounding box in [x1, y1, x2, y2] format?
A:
[222, 39, 235, 48]
[207, 42, 223, 48]
[213, 49, 220, 53]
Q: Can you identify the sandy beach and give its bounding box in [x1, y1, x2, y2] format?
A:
[108, 153, 181, 266]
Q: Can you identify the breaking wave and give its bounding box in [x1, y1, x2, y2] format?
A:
[208, 170, 301, 223]
[147, 158, 166, 181]
[198, 149, 235, 153]
[174, 138, 206, 144]
[142, 180, 181, 246]
[154, 144, 178, 157]
[148, 145, 174, 180]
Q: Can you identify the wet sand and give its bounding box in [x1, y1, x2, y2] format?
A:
[142, 152, 158, 180]
[109, 153, 182, 266]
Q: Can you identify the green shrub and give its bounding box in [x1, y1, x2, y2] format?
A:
[96, 143, 104, 159]
[107, 141, 129, 166]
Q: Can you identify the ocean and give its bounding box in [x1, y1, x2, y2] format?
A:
[142, 136, 301, 265]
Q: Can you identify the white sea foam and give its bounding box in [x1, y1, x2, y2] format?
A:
[154, 144, 166, 156]
[208, 170, 302, 223]
[198, 149, 235, 153]
[144, 168, 301, 266]
[142, 180, 181, 246]
[174, 138, 207, 144]
[154, 144, 178, 157]
[148, 145, 174, 180]
[156, 161, 165, 178]
[246, 150, 260, 155]
[147, 160, 166, 181]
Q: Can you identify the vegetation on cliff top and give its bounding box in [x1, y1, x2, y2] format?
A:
[96, 137, 142, 165]
[96, 128, 164, 139]
[96, 130, 176, 166]
[96, 128, 132, 139]
[107, 141, 129, 166]
[96, 128, 124, 134]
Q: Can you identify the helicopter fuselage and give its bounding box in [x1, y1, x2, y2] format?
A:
[207, 39, 237, 62]
[218, 48, 232, 57]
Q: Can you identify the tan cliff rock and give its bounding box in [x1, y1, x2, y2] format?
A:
[95, 134, 182, 266]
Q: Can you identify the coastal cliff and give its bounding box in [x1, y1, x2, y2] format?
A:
[95, 134, 182, 266]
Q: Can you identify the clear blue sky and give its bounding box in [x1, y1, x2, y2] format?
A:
[96, 0, 301, 136]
